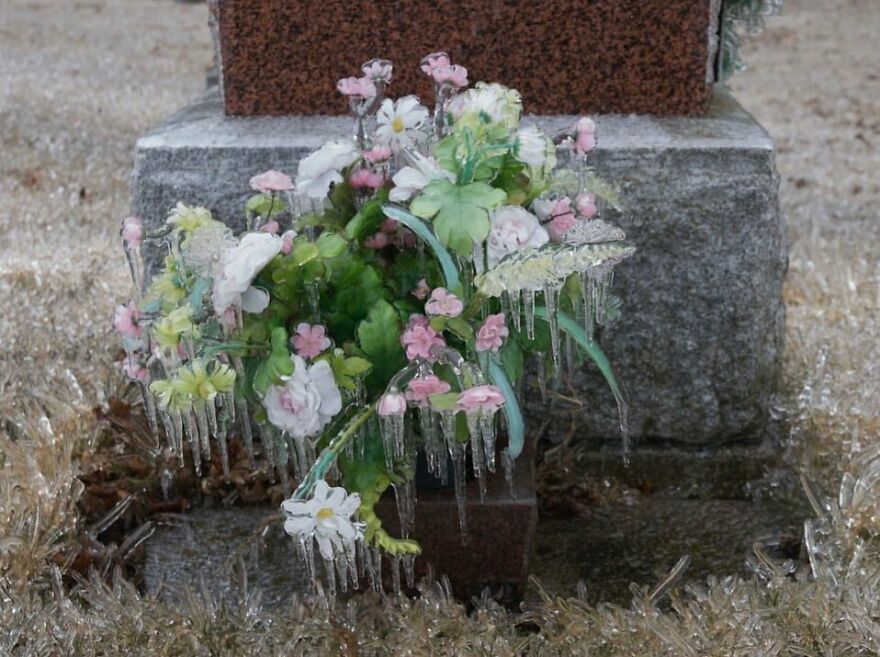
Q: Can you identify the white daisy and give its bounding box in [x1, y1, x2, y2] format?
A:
[375, 96, 429, 151]
[281, 480, 363, 560]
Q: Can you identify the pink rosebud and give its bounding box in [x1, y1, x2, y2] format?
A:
[425, 287, 464, 317]
[377, 390, 407, 416]
[475, 313, 509, 353]
[113, 301, 141, 339]
[121, 216, 143, 248]
[363, 232, 390, 249]
[457, 385, 505, 415]
[405, 375, 451, 407]
[412, 278, 430, 300]
[249, 170, 294, 194]
[420, 51, 451, 75]
[538, 197, 578, 242]
[401, 317, 445, 361]
[349, 168, 385, 190]
[575, 193, 598, 219]
[281, 229, 296, 255]
[290, 322, 331, 359]
[575, 117, 596, 135]
[361, 58, 393, 84]
[337, 75, 377, 99]
[122, 355, 149, 382]
[431, 64, 468, 88]
[363, 145, 393, 164]
[379, 218, 398, 234]
[573, 117, 597, 155]
[407, 314, 430, 329]
[259, 220, 280, 234]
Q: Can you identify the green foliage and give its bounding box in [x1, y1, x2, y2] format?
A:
[323, 258, 385, 343]
[356, 299, 406, 396]
[250, 326, 294, 397]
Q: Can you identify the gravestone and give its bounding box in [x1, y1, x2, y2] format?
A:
[208, 0, 723, 116]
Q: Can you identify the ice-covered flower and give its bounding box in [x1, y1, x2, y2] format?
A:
[259, 220, 280, 234]
[574, 116, 597, 155]
[514, 125, 550, 167]
[431, 64, 468, 88]
[388, 152, 454, 202]
[420, 51, 450, 75]
[249, 170, 294, 194]
[349, 168, 385, 189]
[281, 480, 362, 560]
[486, 205, 549, 267]
[336, 76, 376, 100]
[263, 355, 342, 439]
[457, 385, 505, 414]
[167, 203, 216, 235]
[281, 229, 297, 255]
[361, 58, 393, 84]
[534, 197, 578, 242]
[475, 313, 509, 353]
[290, 322, 331, 359]
[113, 301, 141, 339]
[212, 232, 282, 316]
[377, 390, 407, 417]
[425, 287, 463, 317]
[405, 375, 451, 407]
[375, 96, 429, 151]
[448, 82, 522, 129]
[295, 140, 360, 200]
[412, 278, 430, 300]
[181, 222, 237, 275]
[401, 315, 445, 360]
[121, 216, 143, 248]
[575, 192, 598, 219]
[363, 145, 392, 164]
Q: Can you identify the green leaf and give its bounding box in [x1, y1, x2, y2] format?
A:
[409, 179, 507, 256]
[427, 392, 460, 412]
[245, 193, 280, 218]
[342, 357, 372, 376]
[325, 259, 385, 343]
[316, 232, 348, 259]
[344, 196, 385, 241]
[291, 242, 319, 266]
[445, 316, 474, 342]
[356, 299, 406, 396]
[381, 204, 461, 291]
[499, 337, 524, 383]
[487, 357, 525, 460]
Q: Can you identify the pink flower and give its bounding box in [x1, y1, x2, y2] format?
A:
[349, 168, 385, 189]
[363, 232, 390, 249]
[377, 390, 407, 416]
[379, 218, 398, 234]
[475, 313, 509, 353]
[405, 375, 451, 407]
[431, 64, 468, 88]
[249, 170, 294, 194]
[420, 51, 450, 75]
[290, 323, 331, 359]
[259, 220, 280, 234]
[401, 317, 445, 361]
[425, 288, 463, 317]
[457, 385, 505, 415]
[121, 216, 143, 248]
[361, 58, 393, 84]
[575, 193, 598, 219]
[220, 307, 238, 331]
[412, 278, 430, 300]
[534, 197, 578, 242]
[574, 116, 597, 155]
[363, 145, 393, 164]
[281, 229, 296, 255]
[337, 76, 377, 99]
[113, 301, 141, 339]
[122, 355, 149, 382]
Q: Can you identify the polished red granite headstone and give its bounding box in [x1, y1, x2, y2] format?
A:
[209, 0, 721, 117]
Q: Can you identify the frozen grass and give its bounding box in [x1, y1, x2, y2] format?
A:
[1, 0, 879, 654]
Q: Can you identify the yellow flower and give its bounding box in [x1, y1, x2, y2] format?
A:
[149, 379, 180, 410]
[167, 202, 219, 236]
[175, 360, 236, 401]
[152, 306, 195, 349]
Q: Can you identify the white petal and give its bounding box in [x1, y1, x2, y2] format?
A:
[283, 516, 315, 537]
[314, 533, 335, 560]
[312, 479, 331, 503]
[240, 286, 269, 313]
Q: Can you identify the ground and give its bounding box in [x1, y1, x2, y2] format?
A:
[1, 0, 879, 654]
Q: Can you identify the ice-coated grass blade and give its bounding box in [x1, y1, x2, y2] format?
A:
[487, 357, 525, 461]
[382, 204, 460, 292]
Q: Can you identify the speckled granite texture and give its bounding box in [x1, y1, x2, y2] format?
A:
[209, 0, 720, 116]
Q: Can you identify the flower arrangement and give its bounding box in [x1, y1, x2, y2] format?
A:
[116, 53, 634, 595]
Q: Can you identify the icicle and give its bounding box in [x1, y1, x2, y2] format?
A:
[224, 389, 237, 423]
[335, 551, 349, 593]
[502, 450, 516, 498]
[159, 411, 177, 455]
[480, 413, 497, 473]
[543, 283, 562, 372]
[380, 414, 405, 471]
[618, 395, 632, 467]
[363, 542, 378, 591]
[402, 553, 416, 589]
[292, 436, 312, 480]
[160, 467, 174, 500]
[510, 290, 522, 333]
[522, 288, 536, 340]
[258, 423, 277, 478]
[345, 541, 359, 591]
[170, 409, 185, 468]
[231, 357, 255, 462]
[580, 270, 595, 342]
[183, 410, 202, 475]
[276, 439, 291, 496]
[323, 555, 337, 598]
[441, 411, 468, 541]
[390, 555, 402, 596]
[370, 546, 384, 593]
[216, 428, 230, 481]
[419, 406, 445, 481]
[466, 414, 487, 501]
[393, 477, 416, 538]
[192, 400, 212, 462]
[306, 282, 321, 321]
[299, 536, 316, 587]
[593, 267, 613, 326]
[138, 381, 160, 446]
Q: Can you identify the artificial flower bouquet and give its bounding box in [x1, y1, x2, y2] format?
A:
[116, 52, 634, 595]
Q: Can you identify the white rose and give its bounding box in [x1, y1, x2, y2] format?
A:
[486, 205, 549, 268]
[448, 82, 522, 129]
[388, 152, 454, 202]
[514, 125, 550, 167]
[262, 355, 342, 439]
[295, 139, 360, 199]
[212, 232, 282, 315]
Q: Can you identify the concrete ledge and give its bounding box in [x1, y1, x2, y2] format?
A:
[131, 87, 787, 446]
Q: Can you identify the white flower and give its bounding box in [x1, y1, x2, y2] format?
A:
[181, 222, 236, 276]
[281, 480, 362, 560]
[388, 151, 454, 202]
[486, 205, 549, 268]
[295, 140, 360, 199]
[375, 96, 429, 151]
[448, 82, 522, 129]
[262, 355, 342, 439]
[212, 232, 282, 316]
[514, 125, 550, 167]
